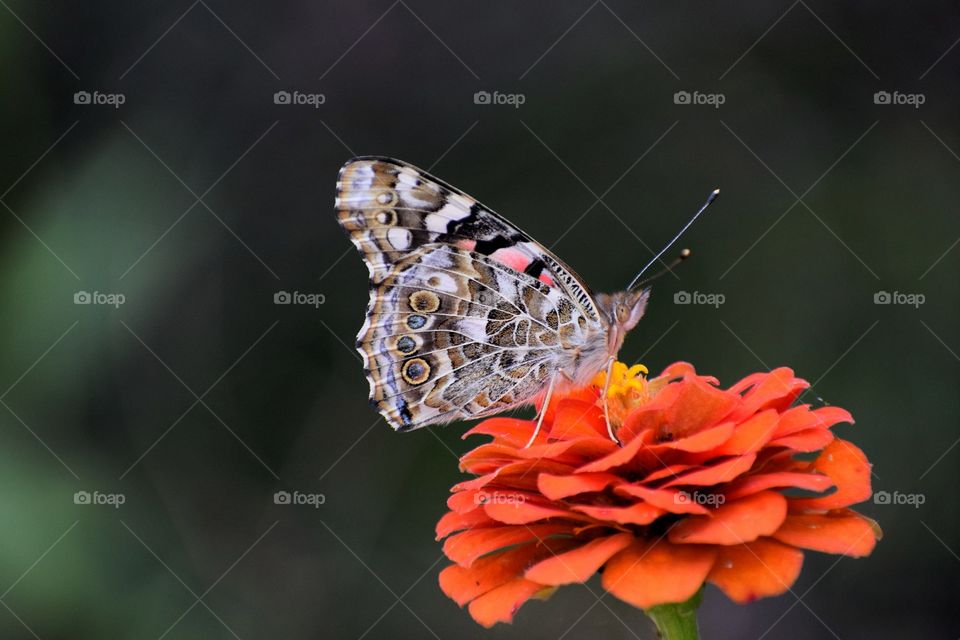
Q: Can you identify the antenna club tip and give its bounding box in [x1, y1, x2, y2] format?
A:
[712, 188, 720, 195]
[680, 248, 692, 259]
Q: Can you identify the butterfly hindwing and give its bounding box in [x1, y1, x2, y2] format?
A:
[358, 245, 588, 430]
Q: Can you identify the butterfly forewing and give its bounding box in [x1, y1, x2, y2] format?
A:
[336, 157, 606, 431]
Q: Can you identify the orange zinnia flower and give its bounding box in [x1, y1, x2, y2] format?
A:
[436, 362, 880, 628]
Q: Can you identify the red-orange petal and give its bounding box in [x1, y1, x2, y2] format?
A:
[439, 543, 543, 606]
[729, 368, 807, 420]
[708, 410, 779, 456]
[708, 538, 804, 603]
[550, 400, 606, 440]
[602, 538, 718, 609]
[463, 417, 541, 448]
[655, 421, 737, 453]
[572, 501, 665, 525]
[662, 377, 738, 439]
[443, 524, 572, 567]
[790, 439, 872, 510]
[483, 498, 582, 525]
[467, 578, 550, 627]
[436, 509, 497, 539]
[723, 471, 834, 501]
[538, 472, 621, 500]
[614, 484, 710, 515]
[772, 510, 878, 557]
[768, 428, 834, 452]
[525, 532, 634, 585]
[773, 405, 853, 439]
[662, 454, 757, 488]
[669, 491, 788, 545]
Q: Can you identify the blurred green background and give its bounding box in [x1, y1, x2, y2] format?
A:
[2, 2, 958, 638]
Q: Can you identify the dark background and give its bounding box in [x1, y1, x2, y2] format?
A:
[2, 2, 958, 638]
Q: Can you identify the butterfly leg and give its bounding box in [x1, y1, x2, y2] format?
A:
[601, 357, 621, 446]
[523, 371, 559, 449]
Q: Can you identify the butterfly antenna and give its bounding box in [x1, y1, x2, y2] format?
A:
[634, 248, 692, 288]
[627, 189, 719, 291]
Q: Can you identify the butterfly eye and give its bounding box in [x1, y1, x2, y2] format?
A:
[615, 304, 629, 323]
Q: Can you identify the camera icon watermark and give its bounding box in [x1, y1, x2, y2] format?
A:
[74, 490, 126, 508]
[873, 490, 924, 508]
[873, 290, 924, 308]
[473, 90, 526, 109]
[74, 90, 126, 108]
[673, 290, 725, 308]
[475, 491, 527, 507]
[873, 90, 925, 108]
[74, 290, 125, 308]
[673, 90, 725, 109]
[273, 490, 325, 508]
[675, 491, 725, 507]
[273, 90, 325, 108]
[274, 290, 326, 308]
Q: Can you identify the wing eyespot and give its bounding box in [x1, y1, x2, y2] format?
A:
[408, 290, 441, 313]
[401, 358, 431, 385]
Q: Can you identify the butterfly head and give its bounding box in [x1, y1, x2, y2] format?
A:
[595, 288, 651, 356]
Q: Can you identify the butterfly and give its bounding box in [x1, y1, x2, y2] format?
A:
[336, 157, 716, 446]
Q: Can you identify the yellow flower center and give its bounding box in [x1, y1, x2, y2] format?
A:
[591, 361, 663, 425]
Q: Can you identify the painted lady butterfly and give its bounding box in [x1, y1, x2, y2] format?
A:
[336, 157, 716, 445]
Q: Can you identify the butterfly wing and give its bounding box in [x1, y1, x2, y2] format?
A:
[358, 244, 586, 430]
[336, 156, 602, 322]
[336, 157, 606, 431]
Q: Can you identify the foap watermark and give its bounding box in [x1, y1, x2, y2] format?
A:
[74, 90, 126, 108]
[673, 90, 725, 109]
[473, 90, 526, 108]
[475, 491, 527, 507]
[675, 491, 725, 507]
[874, 290, 925, 308]
[273, 90, 325, 108]
[674, 290, 725, 308]
[273, 490, 326, 508]
[873, 490, 925, 508]
[74, 291, 125, 308]
[274, 291, 326, 308]
[873, 90, 925, 108]
[74, 490, 126, 508]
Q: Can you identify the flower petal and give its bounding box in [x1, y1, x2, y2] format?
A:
[708, 410, 779, 456]
[723, 471, 834, 501]
[708, 538, 804, 603]
[614, 484, 710, 515]
[483, 498, 583, 525]
[661, 377, 738, 439]
[439, 543, 544, 606]
[464, 418, 541, 448]
[768, 428, 834, 452]
[550, 399, 606, 440]
[729, 368, 808, 420]
[790, 439, 872, 510]
[602, 538, 717, 609]
[571, 501, 664, 525]
[443, 524, 573, 567]
[772, 510, 878, 557]
[669, 491, 788, 545]
[436, 509, 497, 539]
[662, 454, 757, 488]
[773, 405, 853, 439]
[525, 533, 634, 585]
[538, 472, 621, 500]
[654, 421, 737, 453]
[467, 578, 551, 627]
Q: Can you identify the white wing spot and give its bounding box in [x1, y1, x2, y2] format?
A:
[387, 227, 412, 250]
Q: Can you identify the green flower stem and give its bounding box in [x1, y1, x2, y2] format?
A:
[644, 589, 703, 640]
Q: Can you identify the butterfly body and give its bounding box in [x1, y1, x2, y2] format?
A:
[336, 157, 650, 432]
